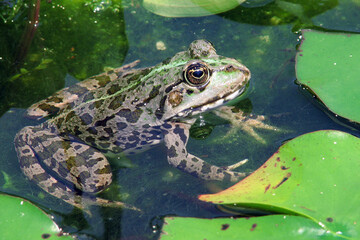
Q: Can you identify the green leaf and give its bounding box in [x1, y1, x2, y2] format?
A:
[160, 215, 337, 239]
[296, 30, 360, 123]
[0, 194, 73, 239]
[142, 0, 245, 17]
[198, 130, 360, 238]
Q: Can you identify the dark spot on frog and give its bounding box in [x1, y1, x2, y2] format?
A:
[141, 85, 161, 105]
[82, 92, 95, 102]
[86, 127, 97, 135]
[276, 157, 280, 162]
[67, 85, 89, 95]
[117, 108, 143, 123]
[73, 145, 82, 150]
[173, 125, 187, 144]
[108, 94, 126, 110]
[85, 136, 96, 144]
[80, 113, 93, 125]
[128, 135, 140, 142]
[94, 75, 111, 87]
[201, 163, 211, 174]
[49, 96, 63, 103]
[221, 224, 229, 230]
[250, 223, 257, 231]
[94, 165, 111, 174]
[99, 142, 111, 149]
[49, 182, 67, 193]
[326, 217, 333, 222]
[191, 157, 198, 163]
[292, 157, 296, 161]
[178, 160, 187, 170]
[162, 123, 172, 129]
[107, 84, 122, 95]
[41, 233, 51, 239]
[125, 142, 138, 149]
[281, 166, 290, 170]
[78, 171, 91, 184]
[95, 115, 115, 127]
[167, 145, 178, 158]
[94, 99, 105, 109]
[32, 173, 49, 182]
[104, 127, 113, 135]
[155, 96, 167, 119]
[22, 148, 30, 154]
[186, 89, 194, 95]
[116, 122, 127, 130]
[73, 126, 82, 135]
[60, 194, 70, 200]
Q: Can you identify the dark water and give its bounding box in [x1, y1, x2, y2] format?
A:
[0, 0, 360, 239]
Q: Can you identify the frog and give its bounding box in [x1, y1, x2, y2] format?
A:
[14, 40, 270, 210]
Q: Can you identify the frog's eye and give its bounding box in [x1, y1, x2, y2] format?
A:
[183, 62, 211, 87]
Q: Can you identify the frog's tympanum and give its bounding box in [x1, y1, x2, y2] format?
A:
[14, 40, 259, 209]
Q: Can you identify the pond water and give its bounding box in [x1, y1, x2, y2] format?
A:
[0, 0, 360, 239]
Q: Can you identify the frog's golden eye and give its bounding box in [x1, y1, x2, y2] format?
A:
[183, 61, 211, 87]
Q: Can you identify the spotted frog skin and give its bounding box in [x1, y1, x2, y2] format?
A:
[14, 40, 252, 209]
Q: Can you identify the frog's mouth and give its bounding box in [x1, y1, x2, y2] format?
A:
[175, 84, 247, 118]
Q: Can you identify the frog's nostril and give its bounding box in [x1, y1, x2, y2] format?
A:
[225, 65, 236, 72]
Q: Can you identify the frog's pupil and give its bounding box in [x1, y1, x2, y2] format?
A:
[193, 69, 204, 78]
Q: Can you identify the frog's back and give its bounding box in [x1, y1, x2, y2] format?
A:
[25, 61, 141, 120]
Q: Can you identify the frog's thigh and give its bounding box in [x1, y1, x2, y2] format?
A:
[16, 126, 112, 193]
[163, 123, 246, 182]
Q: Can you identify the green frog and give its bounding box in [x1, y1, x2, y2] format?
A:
[14, 40, 271, 210]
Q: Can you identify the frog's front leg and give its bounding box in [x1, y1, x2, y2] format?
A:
[214, 106, 278, 144]
[163, 122, 248, 182]
[14, 124, 134, 210]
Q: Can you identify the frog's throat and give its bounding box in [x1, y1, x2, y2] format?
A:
[175, 85, 246, 119]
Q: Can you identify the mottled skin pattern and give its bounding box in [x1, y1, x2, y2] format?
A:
[14, 40, 252, 209]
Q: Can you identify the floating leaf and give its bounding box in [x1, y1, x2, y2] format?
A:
[197, 130, 360, 238]
[142, 0, 245, 17]
[160, 215, 336, 239]
[0, 194, 73, 239]
[296, 30, 360, 124]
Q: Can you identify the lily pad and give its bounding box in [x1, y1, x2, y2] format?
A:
[198, 130, 360, 238]
[160, 130, 360, 239]
[142, 0, 245, 17]
[0, 194, 73, 239]
[296, 30, 360, 124]
[160, 215, 336, 239]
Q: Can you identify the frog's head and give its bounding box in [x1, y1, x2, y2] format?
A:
[155, 40, 250, 121]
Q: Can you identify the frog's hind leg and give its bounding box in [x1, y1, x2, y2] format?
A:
[14, 125, 138, 211]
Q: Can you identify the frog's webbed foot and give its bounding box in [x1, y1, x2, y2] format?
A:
[14, 124, 138, 211]
[163, 122, 249, 182]
[214, 106, 279, 144]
